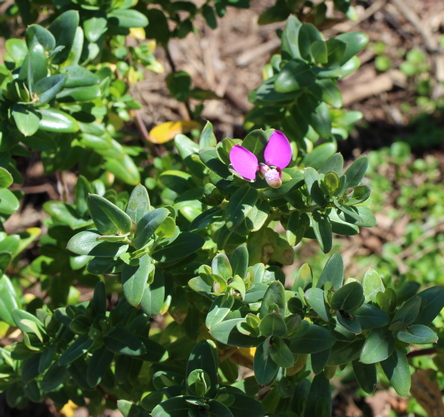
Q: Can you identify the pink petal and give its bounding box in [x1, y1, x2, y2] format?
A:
[229, 145, 259, 180]
[264, 130, 292, 169]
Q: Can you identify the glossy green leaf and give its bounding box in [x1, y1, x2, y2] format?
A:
[108, 9, 149, 28]
[335, 32, 369, 65]
[210, 319, 259, 348]
[305, 372, 332, 417]
[269, 337, 294, 368]
[41, 362, 68, 392]
[59, 335, 94, 365]
[259, 314, 287, 337]
[84, 15, 107, 43]
[152, 232, 204, 264]
[229, 245, 248, 279]
[362, 268, 385, 303]
[344, 156, 368, 188]
[312, 210, 332, 253]
[140, 268, 165, 317]
[286, 211, 310, 246]
[254, 341, 279, 385]
[414, 286, 444, 325]
[87, 346, 114, 387]
[48, 10, 79, 65]
[311, 40, 328, 64]
[133, 208, 169, 249]
[67, 229, 129, 257]
[104, 154, 140, 186]
[305, 288, 330, 322]
[122, 254, 153, 306]
[397, 324, 438, 344]
[126, 185, 151, 224]
[289, 323, 336, 354]
[225, 187, 258, 231]
[303, 142, 337, 170]
[0, 189, 20, 216]
[87, 194, 132, 235]
[260, 281, 286, 318]
[61, 66, 100, 88]
[0, 167, 13, 189]
[206, 294, 235, 329]
[311, 348, 330, 374]
[0, 275, 21, 326]
[354, 303, 390, 330]
[352, 360, 376, 394]
[360, 327, 394, 364]
[104, 327, 146, 356]
[380, 350, 411, 396]
[331, 282, 364, 312]
[298, 23, 323, 61]
[26, 25, 56, 51]
[36, 108, 79, 132]
[275, 59, 316, 93]
[317, 252, 343, 290]
[281, 15, 303, 60]
[12, 105, 40, 137]
[34, 74, 67, 106]
[56, 84, 101, 102]
[328, 339, 364, 366]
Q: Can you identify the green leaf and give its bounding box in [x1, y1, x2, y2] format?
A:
[328, 339, 364, 365]
[48, 10, 79, 65]
[352, 360, 376, 394]
[397, 324, 438, 344]
[67, 229, 129, 257]
[312, 210, 332, 253]
[108, 9, 149, 28]
[122, 254, 153, 306]
[103, 327, 146, 356]
[305, 372, 332, 417]
[212, 253, 232, 281]
[126, 185, 150, 224]
[414, 286, 444, 325]
[225, 187, 258, 231]
[209, 319, 259, 348]
[285, 211, 310, 246]
[281, 15, 303, 60]
[118, 400, 148, 417]
[166, 71, 191, 102]
[133, 208, 169, 249]
[41, 362, 68, 392]
[325, 38, 347, 66]
[317, 252, 343, 290]
[34, 74, 67, 106]
[362, 268, 385, 303]
[0, 275, 21, 326]
[87, 346, 114, 387]
[289, 323, 336, 354]
[104, 154, 140, 186]
[84, 14, 107, 43]
[206, 294, 235, 329]
[335, 32, 369, 65]
[316, 79, 342, 108]
[302, 142, 337, 170]
[331, 282, 364, 312]
[186, 340, 219, 397]
[152, 232, 204, 264]
[380, 350, 411, 396]
[259, 314, 287, 337]
[0, 167, 13, 189]
[59, 335, 94, 365]
[298, 23, 323, 61]
[26, 25, 56, 51]
[140, 268, 165, 317]
[12, 105, 40, 137]
[254, 341, 279, 385]
[229, 245, 249, 279]
[260, 281, 286, 318]
[258, 0, 290, 24]
[0, 189, 20, 216]
[360, 327, 394, 364]
[269, 337, 294, 368]
[392, 297, 421, 327]
[354, 303, 390, 330]
[275, 59, 316, 93]
[56, 84, 101, 102]
[61, 66, 100, 88]
[311, 40, 328, 64]
[36, 108, 79, 133]
[319, 153, 344, 174]
[344, 156, 368, 188]
[87, 194, 132, 235]
[305, 288, 330, 322]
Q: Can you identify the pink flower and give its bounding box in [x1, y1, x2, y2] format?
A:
[229, 130, 291, 188]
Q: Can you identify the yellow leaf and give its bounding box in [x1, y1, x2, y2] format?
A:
[129, 27, 146, 39]
[149, 120, 201, 144]
[60, 400, 78, 417]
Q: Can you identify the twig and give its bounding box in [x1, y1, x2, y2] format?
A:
[133, 109, 159, 157]
[390, 0, 439, 52]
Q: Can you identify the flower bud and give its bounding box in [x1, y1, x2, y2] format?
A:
[265, 167, 282, 188]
